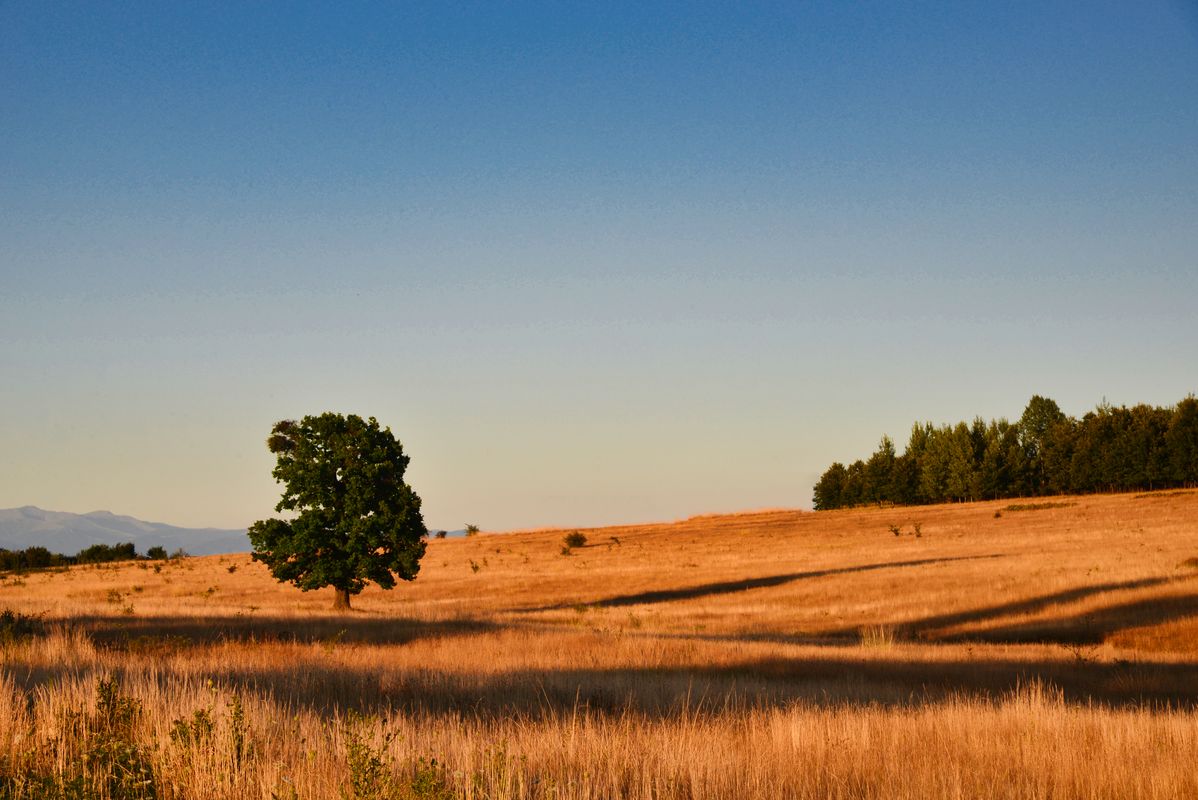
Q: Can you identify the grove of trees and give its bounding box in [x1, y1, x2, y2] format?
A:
[813, 395, 1198, 510]
[0, 541, 145, 573]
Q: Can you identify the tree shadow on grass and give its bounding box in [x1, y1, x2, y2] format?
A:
[54, 612, 500, 648]
[14, 647, 1198, 721]
[813, 575, 1186, 642]
[936, 591, 1198, 645]
[518, 554, 1004, 612]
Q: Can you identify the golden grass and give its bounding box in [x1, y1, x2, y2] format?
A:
[2, 489, 1198, 798]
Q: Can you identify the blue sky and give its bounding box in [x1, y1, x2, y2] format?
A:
[2, 1, 1196, 530]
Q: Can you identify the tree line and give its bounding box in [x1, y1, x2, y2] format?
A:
[813, 394, 1198, 510]
[0, 542, 182, 573]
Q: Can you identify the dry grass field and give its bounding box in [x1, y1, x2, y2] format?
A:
[2, 489, 1198, 798]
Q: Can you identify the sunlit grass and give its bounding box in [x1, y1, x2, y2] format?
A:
[2, 489, 1197, 797]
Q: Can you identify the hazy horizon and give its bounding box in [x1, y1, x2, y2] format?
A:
[3, 2, 1196, 531]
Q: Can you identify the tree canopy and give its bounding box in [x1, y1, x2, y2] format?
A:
[813, 394, 1198, 510]
[248, 413, 427, 609]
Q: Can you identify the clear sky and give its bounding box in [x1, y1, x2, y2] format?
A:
[2, 2, 1196, 531]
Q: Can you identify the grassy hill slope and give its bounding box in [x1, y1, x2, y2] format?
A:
[2, 489, 1197, 798]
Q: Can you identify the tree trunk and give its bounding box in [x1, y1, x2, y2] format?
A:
[333, 587, 352, 611]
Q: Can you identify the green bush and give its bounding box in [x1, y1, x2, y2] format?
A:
[0, 608, 44, 642]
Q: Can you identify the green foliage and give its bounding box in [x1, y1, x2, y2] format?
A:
[227, 694, 250, 771]
[87, 677, 158, 800]
[342, 715, 395, 800]
[0, 541, 144, 574]
[77, 542, 137, 565]
[812, 462, 847, 510]
[404, 758, 452, 800]
[169, 707, 215, 749]
[0, 609, 44, 643]
[562, 531, 587, 549]
[338, 711, 453, 800]
[1004, 502, 1074, 512]
[249, 414, 426, 610]
[814, 394, 1198, 510]
[145, 546, 167, 560]
[464, 524, 480, 537]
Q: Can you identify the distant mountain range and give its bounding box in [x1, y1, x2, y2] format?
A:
[0, 506, 251, 556]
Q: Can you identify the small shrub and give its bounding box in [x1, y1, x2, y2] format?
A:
[1179, 557, 1198, 571]
[1004, 502, 1073, 512]
[994, 510, 1002, 518]
[88, 676, 158, 799]
[170, 708, 215, 749]
[913, 522, 922, 538]
[433, 530, 448, 539]
[563, 531, 587, 549]
[228, 693, 250, 770]
[342, 712, 398, 800]
[406, 756, 453, 800]
[146, 546, 168, 560]
[469, 560, 481, 574]
[0, 608, 44, 641]
[227, 564, 238, 574]
[464, 524, 480, 537]
[887, 524, 902, 537]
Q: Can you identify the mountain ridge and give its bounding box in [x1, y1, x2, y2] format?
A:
[0, 506, 250, 556]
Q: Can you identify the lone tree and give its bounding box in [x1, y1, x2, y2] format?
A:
[248, 413, 427, 610]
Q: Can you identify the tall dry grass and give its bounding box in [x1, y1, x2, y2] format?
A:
[2, 489, 1198, 797]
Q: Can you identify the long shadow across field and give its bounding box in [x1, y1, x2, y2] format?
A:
[17, 647, 1198, 720]
[818, 575, 1185, 641]
[54, 612, 499, 648]
[518, 555, 1003, 612]
[937, 591, 1198, 645]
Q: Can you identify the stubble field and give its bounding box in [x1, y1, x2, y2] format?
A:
[2, 490, 1198, 798]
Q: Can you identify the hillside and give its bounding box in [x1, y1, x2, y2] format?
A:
[2, 489, 1197, 798]
[7, 489, 1198, 685]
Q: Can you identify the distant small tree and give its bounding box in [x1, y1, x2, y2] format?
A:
[76, 542, 137, 564]
[146, 546, 168, 560]
[563, 531, 587, 549]
[464, 524, 480, 537]
[248, 413, 427, 610]
[433, 530, 448, 539]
